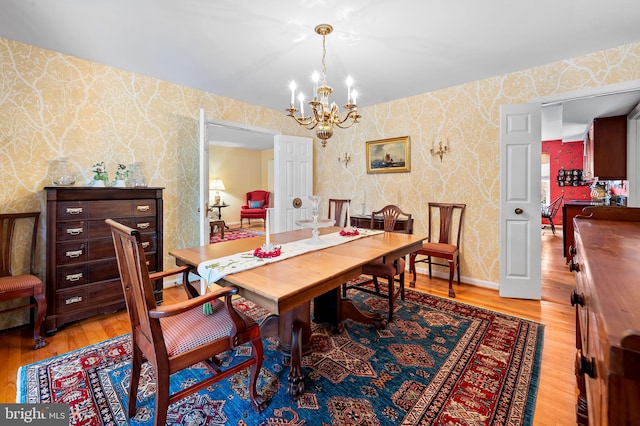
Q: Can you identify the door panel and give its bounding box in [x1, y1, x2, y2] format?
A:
[500, 103, 542, 299]
[274, 135, 313, 233]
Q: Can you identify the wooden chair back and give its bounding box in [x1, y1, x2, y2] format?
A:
[542, 195, 564, 220]
[108, 218, 162, 358]
[371, 205, 412, 234]
[428, 202, 466, 246]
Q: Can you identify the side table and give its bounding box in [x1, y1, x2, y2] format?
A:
[210, 203, 229, 229]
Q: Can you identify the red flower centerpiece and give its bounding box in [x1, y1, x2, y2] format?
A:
[340, 227, 359, 237]
[254, 243, 281, 258]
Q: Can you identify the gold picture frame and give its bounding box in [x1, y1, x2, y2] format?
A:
[366, 136, 411, 174]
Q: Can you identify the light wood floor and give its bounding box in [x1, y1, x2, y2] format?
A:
[0, 228, 576, 425]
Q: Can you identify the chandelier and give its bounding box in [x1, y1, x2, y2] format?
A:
[286, 24, 361, 147]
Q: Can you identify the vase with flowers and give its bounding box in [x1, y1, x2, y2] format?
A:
[91, 162, 109, 187]
[113, 164, 129, 187]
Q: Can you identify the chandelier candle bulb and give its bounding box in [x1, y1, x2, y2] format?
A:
[346, 75, 353, 103]
[289, 81, 296, 106]
[298, 93, 305, 117]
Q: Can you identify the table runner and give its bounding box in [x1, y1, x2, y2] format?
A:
[197, 229, 383, 285]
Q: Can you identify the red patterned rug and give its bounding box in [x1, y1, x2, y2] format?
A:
[210, 228, 264, 244]
[17, 283, 543, 425]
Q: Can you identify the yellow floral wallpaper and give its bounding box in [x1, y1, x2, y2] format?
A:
[1, 35, 640, 329]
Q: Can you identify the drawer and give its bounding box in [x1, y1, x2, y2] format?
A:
[56, 241, 87, 264]
[139, 234, 157, 252]
[132, 218, 157, 232]
[56, 259, 122, 289]
[56, 280, 124, 313]
[57, 238, 117, 264]
[57, 202, 89, 220]
[87, 200, 133, 219]
[133, 200, 156, 217]
[87, 218, 134, 238]
[56, 221, 87, 241]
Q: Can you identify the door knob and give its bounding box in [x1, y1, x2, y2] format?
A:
[514, 208, 523, 215]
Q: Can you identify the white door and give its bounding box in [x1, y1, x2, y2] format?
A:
[499, 103, 542, 299]
[273, 135, 313, 233]
[198, 109, 210, 245]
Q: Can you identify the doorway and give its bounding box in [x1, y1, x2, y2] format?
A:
[538, 83, 640, 302]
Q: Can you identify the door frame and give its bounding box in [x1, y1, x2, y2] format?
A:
[199, 112, 281, 244]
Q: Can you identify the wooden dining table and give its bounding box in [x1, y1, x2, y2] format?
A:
[169, 226, 426, 398]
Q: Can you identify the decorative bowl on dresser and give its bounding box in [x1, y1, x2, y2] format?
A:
[45, 187, 163, 334]
[570, 206, 640, 425]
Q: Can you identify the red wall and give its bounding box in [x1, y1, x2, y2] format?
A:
[542, 139, 591, 225]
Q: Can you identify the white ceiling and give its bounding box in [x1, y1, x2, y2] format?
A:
[2, 0, 640, 146]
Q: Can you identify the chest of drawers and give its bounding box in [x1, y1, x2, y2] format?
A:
[570, 206, 640, 425]
[45, 187, 163, 333]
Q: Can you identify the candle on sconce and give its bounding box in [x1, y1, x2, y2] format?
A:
[346, 75, 353, 104]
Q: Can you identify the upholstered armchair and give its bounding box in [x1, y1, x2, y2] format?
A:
[240, 190, 270, 226]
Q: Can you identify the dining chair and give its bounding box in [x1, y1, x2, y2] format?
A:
[342, 205, 411, 323]
[409, 203, 466, 297]
[0, 212, 47, 349]
[541, 195, 563, 235]
[107, 219, 266, 425]
[328, 198, 351, 227]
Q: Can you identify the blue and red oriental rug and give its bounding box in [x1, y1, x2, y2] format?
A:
[17, 284, 543, 425]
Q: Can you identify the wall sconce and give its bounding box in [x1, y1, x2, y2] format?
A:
[338, 152, 351, 166]
[430, 141, 449, 162]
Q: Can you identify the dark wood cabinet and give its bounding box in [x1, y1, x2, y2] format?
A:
[583, 115, 627, 181]
[45, 187, 163, 333]
[570, 206, 640, 425]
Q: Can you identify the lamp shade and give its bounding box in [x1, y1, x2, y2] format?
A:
[211, 179, 226, 191]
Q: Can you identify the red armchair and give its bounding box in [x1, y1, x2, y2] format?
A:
[240, 190, 270, 226]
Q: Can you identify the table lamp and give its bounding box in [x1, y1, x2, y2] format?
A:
[211, 179, 225, 205]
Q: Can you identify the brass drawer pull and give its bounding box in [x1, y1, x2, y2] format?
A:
[142, 242, 150, 248]
[65, 249, 83, 258]
[146, 261, 150, 266]
[65, 296, 83, 304]
[137, 222, 150, 229]
[65, 207, 83, 215]
[136, 205, 151, 212]
[65, 273, 83, 282]
[66, 227, 83, 235]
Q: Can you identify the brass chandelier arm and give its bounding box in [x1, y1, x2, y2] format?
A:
[333, 110, 361, 129]
[286, 108, 319, 129]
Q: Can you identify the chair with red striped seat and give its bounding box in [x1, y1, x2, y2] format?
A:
[107, 218, 266, 426]
[0, 212, 47, 349]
